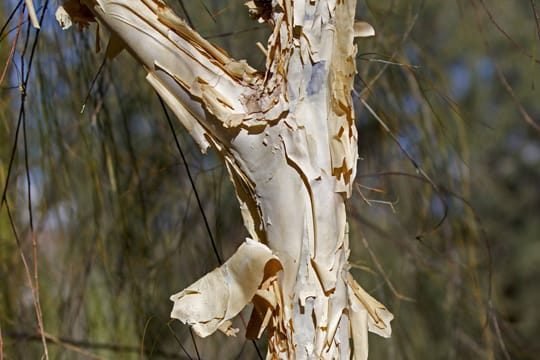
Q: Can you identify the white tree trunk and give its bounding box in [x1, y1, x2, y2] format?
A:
[58, 0, 393, 358]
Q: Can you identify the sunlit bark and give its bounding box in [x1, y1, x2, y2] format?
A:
[58, 0, 393, 358]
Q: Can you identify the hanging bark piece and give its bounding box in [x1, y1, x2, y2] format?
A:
[57, 1, 393, 358]
[170, 239, 280, 338]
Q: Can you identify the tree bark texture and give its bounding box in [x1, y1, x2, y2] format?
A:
[58, 0, 393, 358]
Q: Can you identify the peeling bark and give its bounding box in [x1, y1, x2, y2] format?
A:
[58, 0, 393, 358]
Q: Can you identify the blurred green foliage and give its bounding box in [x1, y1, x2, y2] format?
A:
[0, 0, 539, 359]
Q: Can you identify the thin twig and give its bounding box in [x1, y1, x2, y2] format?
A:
[16, 2, 51, 358]
[43, 332, 105, 360]
[157, 94, 223, 265]
[360, 98, 449, 236]
[477, 0, 540, 65]
[5, 200, 44, 357]
[0, 0, 23, 39]
[531, 0, 540, 40]
[355, 183, 397, 211]
[6, 330, 191, 359]
[0, 87, 23, 215]
[358, 169, 496, 350]
[469, 0, 540, 135]
[0, 324, 3, 360]
[205, 25, 267, 40]
[140, 317, 153, 359]
[178, 0, 195, 28]
[494, 64, 540, 133]
[489, 304, 511, 360]
[0, 11, 23, 87]
[360, 234, 415, 302]
[198, 0, 217, 23]
[167, 320, 194, 359]
[358, 3, 422, 97]
[80, 55, 107, 114]
[188, 328, 201, 360]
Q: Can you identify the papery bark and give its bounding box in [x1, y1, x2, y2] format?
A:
[59, 0, 393, 358]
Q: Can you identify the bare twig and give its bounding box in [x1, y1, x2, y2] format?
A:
[494, 65, 540, 133]
[5, 330, 191, 359]
[355, 183, 398, 212]
[470, 0, 540, 134]
[166, 320, 194, 360]
[0, 325, 3, 360]
[188, 328, 201, 360]
[531, 0, 540, 40]
[360, 234, 415, 302]
[360, 98, 449, 235]
[5, 200, 44, 357]
[477, 0, 540, 65]
[43, 332, 104, 360]
[80, 55, 107, 114]
[178, 0, 195, 28]
[158, 95, 223, 265]
[489, 304, 511, 360]
[0, 11, 23, 87]
[140, 317, 153, 360]
[9, 2, 51, 358]
[205, 25, 266, 39]
[358, 3, 422, 98]
[198, 0, 217, 23]
[358, 170, 498, 355]
[0, 0, 23, 39]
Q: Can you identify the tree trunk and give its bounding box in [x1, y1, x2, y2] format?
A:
[58, 0, 393, 358]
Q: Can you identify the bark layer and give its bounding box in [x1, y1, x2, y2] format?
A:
[58, 0, 393, 358]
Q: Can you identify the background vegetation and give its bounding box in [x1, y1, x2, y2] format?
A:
[1, 0, 539, 358]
